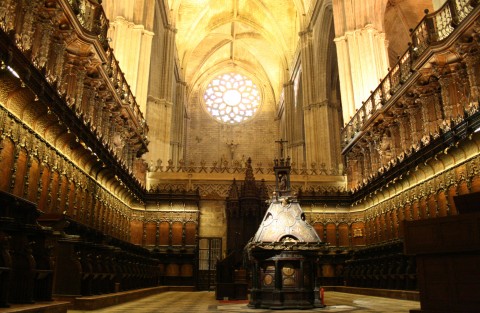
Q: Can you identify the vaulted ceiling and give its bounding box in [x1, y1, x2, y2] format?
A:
[169, 0, 312, 102]
[100, 0, 435, 108]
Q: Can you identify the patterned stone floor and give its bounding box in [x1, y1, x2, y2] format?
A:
[67, 291, 420, 313]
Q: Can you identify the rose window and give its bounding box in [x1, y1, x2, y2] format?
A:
[203, 73, 261, 124]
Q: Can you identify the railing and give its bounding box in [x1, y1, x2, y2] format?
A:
[0, 0, 148, 183]
[341, 0, 478, 150]
[63, 0, 148, 149]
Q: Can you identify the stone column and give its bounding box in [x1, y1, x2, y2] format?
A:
[334, 25, 389, 125]
[136, 28, 154, 114]
[146, 25, 177, 164]
[108, 16, 154, 114]
[170, 81, 187, 165]
[146, 96, 172, 169]
[304, 100, 342, 172]
[283, 80, 294, 155]
[432, 0, 448, 10]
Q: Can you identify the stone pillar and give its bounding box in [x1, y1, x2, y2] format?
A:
[136, 28, 154, 114]
[108, 16, 154, 114]
[159, 26, 177, 103]
[334, 25, 389, 125]
[432, 0, 448, 10]
[298, 26, 342, 173]
[282, 80, 306, 165]
[146, 25, 177, 164]
[170, 81, 187, 165]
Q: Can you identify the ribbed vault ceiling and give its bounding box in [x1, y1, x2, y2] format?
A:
[170, 0, 309, 101]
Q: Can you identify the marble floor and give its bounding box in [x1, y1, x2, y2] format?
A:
[68, 291, 420, 313]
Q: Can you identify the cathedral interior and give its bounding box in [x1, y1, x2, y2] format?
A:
[0, 0, 480, 312]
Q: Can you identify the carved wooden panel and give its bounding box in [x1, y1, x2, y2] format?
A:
[158, 264, 165, 276]
[85, 190, 95, 225]
[26, 159, 40, 202]
[458, 180, 469, 196]
[282, 263, 296, 287]
[58, 175, 68, 212]
[129, 220, 143, 245]
[48, 171, 60, 213]
[313, 223, 324, 242]
[159, 222, 169, 245]
[261, 263, 275, 288]
[96, 202, 108, 232]
[338, 223, 349, 247]
[66, 181, 76, 216]
[80, 189, 90, 223]
[392, 210, 399, 238]
[12, 149, 27, 196]
[448, 186, 458, 215]
[326, 223, 336, 246]
[436, 191, 448, 217]
[165, 263, 179, 277]
[185, 222, 196, 245]
[37, 168, 50, 212]
[72, 188, 80, 220]
[397, 208, 406, 238]
[419, 197, 428, 219]
[384, 213, 392, 240]
[351, 222, 365, 246]
[145, 222, 157, 246]
[0, 139, 14, 191]
[180, 264, 193, 277]
[382, 214, 388, 241]
[92, 200, 99, 228]
[471, 176, 480, 193]
[99, 203, 107, 232]
[427, 194, 437, 218]
[375, 216, 381, 243]
[171, 222, 183, 245]
[411, 201, 420, 220]
[365, 219, 373, 244]
[322, 263, 335, 277]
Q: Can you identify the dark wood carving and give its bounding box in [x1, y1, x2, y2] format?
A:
[0, 190, 54, 305]
[225, 158, 268, 265]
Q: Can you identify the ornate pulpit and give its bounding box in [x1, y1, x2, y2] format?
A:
[245, 157, 325, 309]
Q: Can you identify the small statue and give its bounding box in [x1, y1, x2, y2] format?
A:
[279, 173, 287, 191]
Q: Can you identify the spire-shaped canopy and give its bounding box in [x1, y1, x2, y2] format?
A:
[247, 157, 322, 248]
[251, 197, 321, 244]
[242, 157, 258, 198]
[227, 178, 239, 201]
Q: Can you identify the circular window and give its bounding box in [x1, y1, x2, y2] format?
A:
[203, 73, 261, 124]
